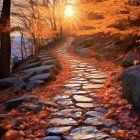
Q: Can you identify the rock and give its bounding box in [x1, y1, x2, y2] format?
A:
[23, 65, 54, 75]
[64, 132, 109, 140]
[69, 80, 88, 84]
[25, 57, 40, 64]
[37, 100, 57, 108]
[16, 61, 42, 71]
[87, 74, 107, 79]
[90, 79, 106, 84]
[64, 126, 109, 140]
[70, 126, 97, 134]
[122, 54, 139, 67]
[42, 60, 61, 70]
[76, 103, 97, 108]
[106, 138, 117, 140]
[29, 73, 55, 82]
[40, 57, 57, 62]
[0, 77, 26, 91]
[26, 80, 44, 91]
[122, 65, 140, 109]
[64, 125, 109, 139]
[47, 126, 72, 134]
[111, 126, 120, 134]
[39, 136, 61, 140]
[72, 90, 91, 95]
[53, 109, 82, 118]
[17, 104, 42, 112]
[16, 72, 35, 82]
[73, 95, 93, 102]
[85, 111, 104, 117]
[63, 84, 81, 88]
[85, 69, 96, 72]
[38, 55, 55, 60]
[53, 95, 70, 100]
[83, 84, 103, 89]
[50, 118, 77, 126]
[4, 95, 38, 110]
[84, 117, 104, 126]
[69, 77, 86, 81]
[95, 108, 108, 113]
[76, 48, 89, 57]
[57, 99, 73, 105]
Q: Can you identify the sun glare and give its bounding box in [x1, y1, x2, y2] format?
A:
[65, 5, 74, 17]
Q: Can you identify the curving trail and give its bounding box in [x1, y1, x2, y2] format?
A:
[45, 37, 116, 140]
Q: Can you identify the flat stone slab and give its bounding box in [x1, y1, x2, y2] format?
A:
[84, 117, 104, 126]
[73, 70, 85, 73]
[67, 126, 109, 139]
[64, 89, 77, 94]
[69, 80, 88, 84]
[73, 95, 93, 102]
[70, 126, 97, 134]
[87, 66, 96, 69]
[53, 109, 82, 118]
[63, 84, 81, 88]
[85, 111, 104, 117]
[85, 69, 96, 72]
[87, 74, 108, 79]
[76, 103, 96, 108]
[69, 78, 87, 81]
[91, 71, 105, 74]
[50, 118, 77, 126]
[39, 136, 61, 140]
[64, 132, 109, 140]
[72, 90, 91, 95]
[47, 126, 72, 134]
[90, 79, 106, 83]
[83, 84, 103, 89]
[53, 95, 70, 100]
[58, 99, 73, 105]
[95, 108, 108, 113]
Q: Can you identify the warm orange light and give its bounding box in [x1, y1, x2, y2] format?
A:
[65, 5, 74, 17]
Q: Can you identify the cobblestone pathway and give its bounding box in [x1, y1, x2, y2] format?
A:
[42, 38, 117, 140]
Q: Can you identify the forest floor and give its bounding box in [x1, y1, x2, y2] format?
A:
[1, 37, 140, 140]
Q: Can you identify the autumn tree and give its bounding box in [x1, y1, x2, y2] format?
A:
[0, 0, 11, 78]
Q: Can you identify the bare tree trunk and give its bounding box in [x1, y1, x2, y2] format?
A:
[0, 0, 11, 78]
[20, 30, 24, 60]
[23, 36, 27, 58]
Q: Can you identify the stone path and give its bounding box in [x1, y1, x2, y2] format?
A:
[40, 38, 117, 140]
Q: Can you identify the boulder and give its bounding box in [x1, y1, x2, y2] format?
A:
[37, 53, 53, 58]
[25, 57, 40, 64]
[76, 48, 89, 57]
[23, 65, 53, 75]
[40, 57, 57, 62]
[4, 95, 38, 110]
[29, 73, 55, 82]
[16, 61, 42, 71]
[42, 60, 61, 70]
[122, 65, 140, 110]
[122, 54, 139, 67]
[17, 104, 42, 112]
[0, 77, 26, 91]
[26, 80, 44, 91]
